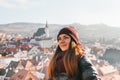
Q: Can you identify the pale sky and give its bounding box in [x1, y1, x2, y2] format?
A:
[0, 0, 120, 27]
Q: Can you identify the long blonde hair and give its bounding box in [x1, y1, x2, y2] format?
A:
[47, 39, 85, 78]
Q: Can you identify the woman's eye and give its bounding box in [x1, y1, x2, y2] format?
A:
[64, 36, 69, 39]
[58, 36, 70, 41]
[58, 38, 61, 41]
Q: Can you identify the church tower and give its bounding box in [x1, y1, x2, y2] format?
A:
[45, 21, 49, 37]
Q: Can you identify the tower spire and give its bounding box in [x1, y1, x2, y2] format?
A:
[45, 21, 48, 28]
[45, 21, 49, 37]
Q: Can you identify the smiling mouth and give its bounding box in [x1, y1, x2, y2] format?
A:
[60, 44, 67, 47]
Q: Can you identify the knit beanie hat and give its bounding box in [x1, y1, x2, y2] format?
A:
[57, 26, 81, 45]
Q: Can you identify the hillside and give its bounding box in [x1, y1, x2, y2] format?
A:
[0, 22, 120, 40]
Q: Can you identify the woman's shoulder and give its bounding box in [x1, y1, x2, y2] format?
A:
[78, 55, 92, 66]
[78, 55, 101, 80]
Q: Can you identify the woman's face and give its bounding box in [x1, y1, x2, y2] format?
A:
[58, 34, 71, 51]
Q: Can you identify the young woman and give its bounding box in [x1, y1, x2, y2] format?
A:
[47, 26, 100, 80]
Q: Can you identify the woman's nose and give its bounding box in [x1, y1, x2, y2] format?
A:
[59, 38, 65, 43]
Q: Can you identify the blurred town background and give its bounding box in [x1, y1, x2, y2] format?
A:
[0, 22, 120, 80]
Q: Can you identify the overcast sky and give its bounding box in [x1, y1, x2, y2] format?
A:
[0, 0, 120, 27]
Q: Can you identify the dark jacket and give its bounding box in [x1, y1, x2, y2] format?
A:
[48, 55, 100, 80]
[76, 55, 100, 80]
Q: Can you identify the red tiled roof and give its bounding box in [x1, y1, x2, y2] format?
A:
[15, 36, 25, 40]
[9, 69, 39, 80]
[5, 47, 17, 53]
[19, 44, 29, 50]
[100, 74, 120, 80]
[98, 65, 117, 76]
